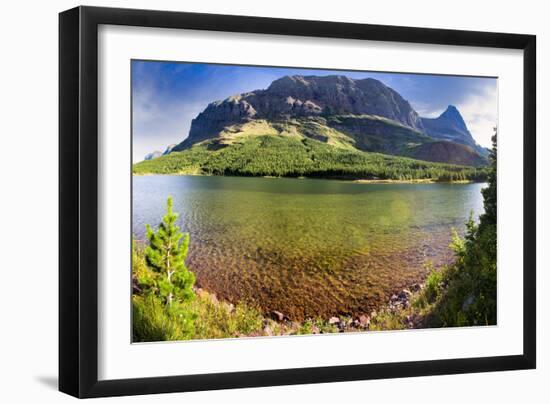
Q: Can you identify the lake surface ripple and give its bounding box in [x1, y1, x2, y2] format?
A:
[133, 175, 485, 320]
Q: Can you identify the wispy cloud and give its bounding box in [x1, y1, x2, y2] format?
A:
[131, 61, 290, 162]
[410, 101, 441, 118]
[132, 91, 206, 163]
[409, 78, 497, 147]
[456, 84, 498, 148]
[132, 63, 215, 162]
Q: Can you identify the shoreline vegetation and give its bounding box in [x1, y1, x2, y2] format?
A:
[132, 171, 482, 185]
[132, 134, 489, 183]
[132, 134, 497, 342]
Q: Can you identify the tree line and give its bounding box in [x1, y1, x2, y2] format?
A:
[133, 135, 488, 182]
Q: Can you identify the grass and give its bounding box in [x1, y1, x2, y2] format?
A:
[368, 311, 407, 331]
[132, 295, 194, 341]
[187, 289, 264, 340]
[132, 283, 267, 342]
[132, 287, 349, 342]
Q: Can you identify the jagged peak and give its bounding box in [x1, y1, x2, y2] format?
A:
[439, 105, 467, 130]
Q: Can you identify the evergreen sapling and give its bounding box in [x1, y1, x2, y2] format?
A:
[141, 196, 196, 307]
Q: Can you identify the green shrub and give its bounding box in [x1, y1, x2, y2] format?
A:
[428, 132, 497, 327]
[376, 132, 497, 329]
[424, 267, 443, 304]
[369, 310, 406, 331]
[296, 319, 315, 335]
[234, 304, 264, 335]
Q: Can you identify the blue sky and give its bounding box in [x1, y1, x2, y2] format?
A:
[132, 60, 497, 162]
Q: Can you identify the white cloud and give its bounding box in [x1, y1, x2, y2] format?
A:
[132, 83, 208, 163]
[456, 84, 498, 148]
[411, 101, 441, 118]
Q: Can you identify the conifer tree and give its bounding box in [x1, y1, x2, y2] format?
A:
[141, 197, 195, 306]
[480, 128, 497, 231]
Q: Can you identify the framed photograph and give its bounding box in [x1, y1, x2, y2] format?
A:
[59, 6, 536, 398]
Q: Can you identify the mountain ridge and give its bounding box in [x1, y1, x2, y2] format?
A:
[144, 75, 489, 169]
[420, 105, 488, 156]
[143, 144, 176, 161]
[172, 75, 425, 152]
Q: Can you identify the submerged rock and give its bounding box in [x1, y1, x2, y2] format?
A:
[328, 316, 340, 325]
[270, 310, 286, 322]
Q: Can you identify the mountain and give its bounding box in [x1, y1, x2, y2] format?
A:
[405, 141, 487, 166]
[144, 144, 177, 161]
[421, 106, 488, 156]
[172, 75, 424, 151]
[144, 150, 163, 161]
[135, 75, 490, 178]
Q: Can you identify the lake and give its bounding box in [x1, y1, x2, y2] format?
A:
[133, 175, 485, 320]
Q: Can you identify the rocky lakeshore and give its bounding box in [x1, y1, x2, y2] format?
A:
[193, 281, 430, 338]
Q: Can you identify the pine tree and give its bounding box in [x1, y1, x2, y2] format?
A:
[142, 197, 195, 306]
[480, 128, 497, 231]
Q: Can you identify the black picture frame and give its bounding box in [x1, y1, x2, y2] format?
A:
[59, 5, 536, 398]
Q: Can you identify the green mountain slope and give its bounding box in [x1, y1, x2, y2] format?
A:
[325, 115, 432, 154]
[133, 121, 487, 181]
[404, 141, 488, 167]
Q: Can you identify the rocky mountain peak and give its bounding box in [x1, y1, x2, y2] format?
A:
[438, 105, 468, 132]
[420, 105, 486, 156]
[173, 75, 425, 151]
[268, 75, 356, 92]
